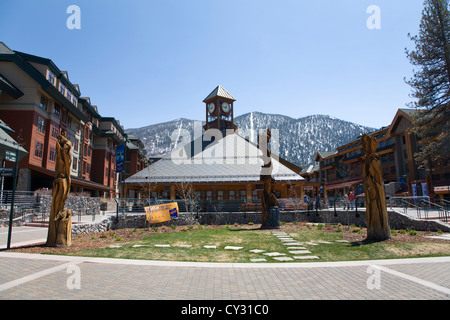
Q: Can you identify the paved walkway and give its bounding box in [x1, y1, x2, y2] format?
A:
[0, 252, 449, 300]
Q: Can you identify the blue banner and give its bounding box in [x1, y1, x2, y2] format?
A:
[116, 144, 125, 173]
[421, 182, 428, 197]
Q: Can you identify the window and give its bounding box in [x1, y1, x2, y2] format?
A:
[66, 90, 72, 102]
[59, 83, 66, 95]
[71, 95, 77, 106]
[47, 70, 56, 85]
[49, 147, 56, 162]
[35, 142, 43, 158]
[53, 104, 61, 118]
[40, 96, 49, 111]
[37, 117, 45, 133]
[74, 139, 79, 152]
[51, 125, 59, 138]
[72, 157, 78, 170]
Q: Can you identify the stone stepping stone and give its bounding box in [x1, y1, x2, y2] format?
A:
[305, 242, 318, 246]
[109, 245, 122, 248]
[224, 246, 243, 250]
[250, 258, 267, 262]
[178, 244, 193, 248]
[335, 240, 349, 243]
[203, 245, 216, 249]
[273, 257, 294, 262]
[280, 238, 295, 242]
[154, 244, 171, 248]
[249, 249, 265, 253]
[272, 233, 288, 236]
[287, 247, 307, 250]
[293, 255, 320, 260]
[283, 242, 303, 246]
[317, 241, 333, 244]
[289, 250, 311, 254]
[132, 245, 149, 248]
[263, 252, 286, 257]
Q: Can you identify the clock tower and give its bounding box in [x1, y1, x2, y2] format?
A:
[203, 85, 237, 136]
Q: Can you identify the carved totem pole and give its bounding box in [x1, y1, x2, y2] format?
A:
[260, 129, 280, 229]
[361, 134, 391, 241]
[46, 132, 73, 247]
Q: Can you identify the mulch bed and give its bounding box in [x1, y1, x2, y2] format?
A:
[6, 222, 449, 255]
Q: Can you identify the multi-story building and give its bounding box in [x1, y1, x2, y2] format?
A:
[303, 108, 450, 201]
[0, 42, 146, 197]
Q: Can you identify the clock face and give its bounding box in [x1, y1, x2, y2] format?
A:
[208, 103, 216, 114]
[221, 102, 230, 114]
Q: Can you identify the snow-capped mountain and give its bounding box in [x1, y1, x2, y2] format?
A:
[126, 112, 376, 168]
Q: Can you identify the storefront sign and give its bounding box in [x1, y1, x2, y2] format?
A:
[145, 202, 179, 224]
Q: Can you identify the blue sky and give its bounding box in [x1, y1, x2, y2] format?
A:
[1, 0, 424, 129]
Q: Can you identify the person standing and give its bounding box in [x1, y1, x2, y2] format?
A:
[348, 191, 355, 210]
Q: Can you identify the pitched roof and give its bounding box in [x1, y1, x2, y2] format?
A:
[126, 132, 303, 184]
[314, 151, 336, 162]
[0, 72, 24, 99]
[203, 85, 236, 102]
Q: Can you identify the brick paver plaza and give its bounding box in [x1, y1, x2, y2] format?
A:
[0, 252, 449, 300]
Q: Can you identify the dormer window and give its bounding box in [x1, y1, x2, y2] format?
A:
[47, 70, 56, 86]
[59, 83, 66, 95]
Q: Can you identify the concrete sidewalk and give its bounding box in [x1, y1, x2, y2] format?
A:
[0, 226, 47, 249]
[0, 252, 449, 300]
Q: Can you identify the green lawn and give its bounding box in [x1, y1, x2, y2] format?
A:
[64, 226, 450, 263]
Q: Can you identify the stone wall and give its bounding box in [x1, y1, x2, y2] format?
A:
[72, 218, 113, 235]
[106, 209, 450, 233]
[38, 195, 103, 218]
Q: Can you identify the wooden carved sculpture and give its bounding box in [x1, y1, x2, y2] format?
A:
[46, 132, 73, 247]
[361, 134, 391, 241]
[260, 129, 280, 229]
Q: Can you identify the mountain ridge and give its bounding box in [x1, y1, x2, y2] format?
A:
[126, 112, 377, 168]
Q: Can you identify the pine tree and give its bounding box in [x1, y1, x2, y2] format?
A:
[405, 0, 450, 168]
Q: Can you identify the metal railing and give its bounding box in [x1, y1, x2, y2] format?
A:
[0, 191, 106, 226]
[389, 196, 449, 223]
[112, 196, 366, 219]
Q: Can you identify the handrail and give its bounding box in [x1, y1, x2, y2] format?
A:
[420, 199, 449, 222]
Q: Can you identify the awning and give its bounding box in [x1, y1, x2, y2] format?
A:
[326, 180, 362, 191]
